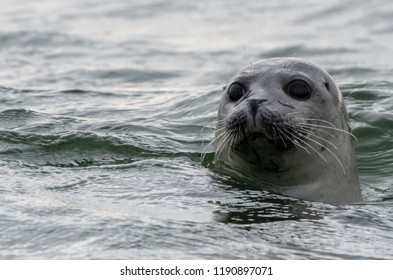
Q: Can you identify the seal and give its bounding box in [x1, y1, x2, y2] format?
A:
[214, 57, 363, 204]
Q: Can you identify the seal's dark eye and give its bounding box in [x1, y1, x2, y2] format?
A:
[286, 80, 312, 100]
[228, 83, 245, 102]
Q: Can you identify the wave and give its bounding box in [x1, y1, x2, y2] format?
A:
[0, 128, 158, 167]
[0, 30, 96, 50]
[0, 128, 205, 168]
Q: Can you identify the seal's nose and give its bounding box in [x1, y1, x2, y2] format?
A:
[249, 99, 267, 118]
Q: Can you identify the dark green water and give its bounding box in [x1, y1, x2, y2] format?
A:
[0, 0, 392, 259]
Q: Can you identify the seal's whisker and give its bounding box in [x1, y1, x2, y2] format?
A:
[201, 121, 217, 131]
[277, 126, 311, 154]
[228, 126, 243, 162]
[273, 123, 295, 151]
[291, 137, 312, 154]
[215, 130, 234, 162]
[221, 132, 234, 162]
[294, 140, 311, 154]
[271, 124, 278, 141]
[201, 134, 215, 160]
[323, 146, 346, 175]
[214, 132, 228, 161]
[201, 120, 225, 161]
[226, 130, 240, 163]
[200, 121, 218, 141]
[282, 127, 329, 164]
[205, 122, 233, 159]
[300, 125, 335, 138]
[214, 125, 229, 134]
[297, 126, 338, 150]
[290, 137, 311, 154]
[215, 119, 228, 126]
[303, 134, 346, 175]
[287, 116, 351, 139]
[202, 126, 227, 159]
[299, 118, 336, 127]
[201, 137, 216, 161]
[272, 123, 288, 149]
[287, 127, 346, 175]
[299, 122, 357, 141]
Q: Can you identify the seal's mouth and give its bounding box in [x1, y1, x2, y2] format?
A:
[247, 132, 265, 141]
[241, 130, 295, 151]
[237, 131, 278, 151]
[231, 131, 285, 170]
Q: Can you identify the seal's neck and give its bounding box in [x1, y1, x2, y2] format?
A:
[265, 144, 362, 204]
[217, 139, 363, 204]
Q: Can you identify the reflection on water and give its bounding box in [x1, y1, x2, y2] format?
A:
[209, 175, 323, 224]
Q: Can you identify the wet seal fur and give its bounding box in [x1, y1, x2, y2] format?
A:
[213, 57, 363, 204]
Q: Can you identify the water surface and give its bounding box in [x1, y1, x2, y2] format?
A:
[0, 0, 392, 259]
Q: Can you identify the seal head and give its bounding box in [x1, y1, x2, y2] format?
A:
[215, 57, 363, 204]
